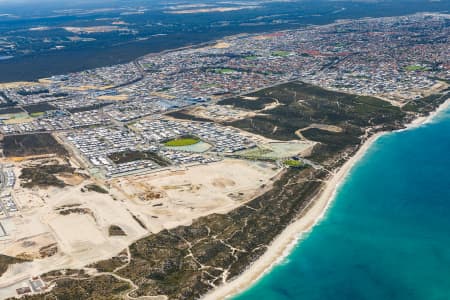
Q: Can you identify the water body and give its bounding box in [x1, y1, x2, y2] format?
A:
[235, 107, 450, 300]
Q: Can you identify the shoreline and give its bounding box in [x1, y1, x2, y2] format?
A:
[202, 98, 450, 300]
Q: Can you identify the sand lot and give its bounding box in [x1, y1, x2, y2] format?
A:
[0, 158, 281, 290]
[1, 233, 55, 259]
[112, 158, 280, 229]
[48, 214, 105, 254]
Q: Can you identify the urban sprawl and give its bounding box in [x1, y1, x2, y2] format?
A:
[0, 13, 448, 178]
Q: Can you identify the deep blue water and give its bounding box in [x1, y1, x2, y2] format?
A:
[234, 108, 450, 300]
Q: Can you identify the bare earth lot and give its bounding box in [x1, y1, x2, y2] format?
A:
[0, 156, 280, 297]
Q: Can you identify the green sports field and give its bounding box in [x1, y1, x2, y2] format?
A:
[164, 137, 200, 147]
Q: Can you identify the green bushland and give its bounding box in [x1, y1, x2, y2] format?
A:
[164, 136, 200, 147]
[0, 107, 23, 115]
[219, 96, 274, 110]
[84, 184, 108, 194]
[402, 92, 448, 113]
[0, 254, 29, 277]
[3, 133, 68, 157]
[17, 275, 131, 300]
[218, 81, 406, 164]
[108, 150, 170, 167]
[22, 103, 56, 113]
[166, 110, 212, 122]
[20, 164, 74, 188]
[89, 256, 127, 273]
[108, 225, 127, 236]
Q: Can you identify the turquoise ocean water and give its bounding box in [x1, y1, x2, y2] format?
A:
[234, 107, 450, 300]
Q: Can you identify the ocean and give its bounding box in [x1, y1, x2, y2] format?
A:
[234, 107, 450, 300]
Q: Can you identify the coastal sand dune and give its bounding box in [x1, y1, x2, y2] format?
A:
[202, 132, 382, 300]
[203, 99, 450, 300]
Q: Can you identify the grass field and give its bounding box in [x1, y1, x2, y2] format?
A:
[214, 68, 236, 74]
[164, 136, 200, 147]
[3, 112, 33, 124]
[236, 147, 273, 160]
[244, 55, 258, 60]
[271, 51, 291, 57]
[404, 65, 429, 72]
[30, 112, 45, 118]
[283, 159, 303, 167]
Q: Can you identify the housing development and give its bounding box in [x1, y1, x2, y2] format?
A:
[0, 13, 448, 300]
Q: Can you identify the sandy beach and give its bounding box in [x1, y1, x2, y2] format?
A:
[202, 98, 450, 300]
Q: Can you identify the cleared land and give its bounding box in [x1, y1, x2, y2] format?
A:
[0, 158, 279, 297]
[235, 141, 315, 160]
[111, 159, 280, 228]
